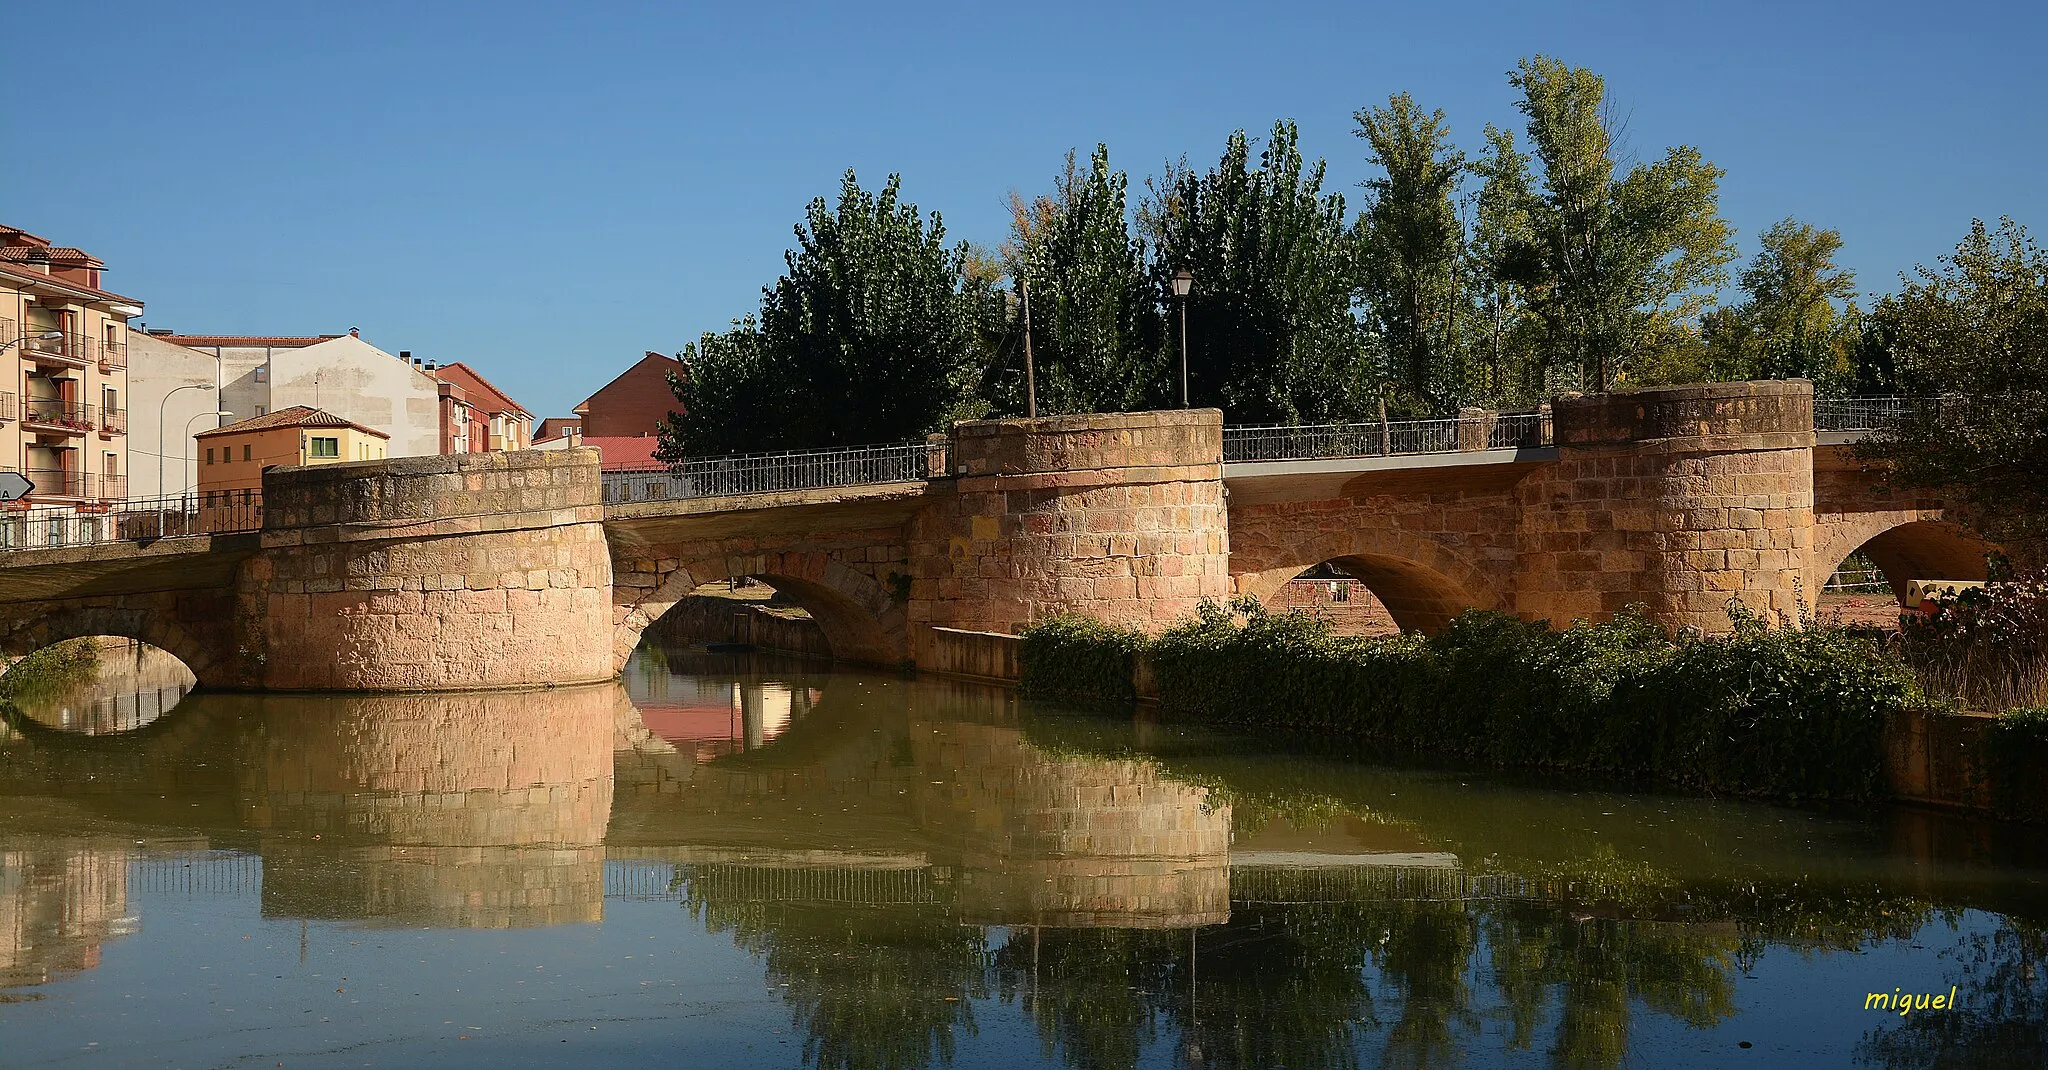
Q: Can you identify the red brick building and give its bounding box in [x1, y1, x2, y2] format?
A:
[430, 361, 532, 455]
[574, 351, 682, 439]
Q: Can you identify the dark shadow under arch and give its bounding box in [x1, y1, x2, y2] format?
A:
[1825, 519, 1994, 604]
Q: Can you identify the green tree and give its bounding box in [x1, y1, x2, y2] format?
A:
[1496, 56, 1736, 392]
[1860, 217, 2048, 545]
[1354, 93, 1469, 415]
[1143, 121, 1373, 424]
[1466, 124, 1545, 406]
[659, 171, 997, 457]
[1002, 146, 1169, 416]
[1697, 219, 1861, 390]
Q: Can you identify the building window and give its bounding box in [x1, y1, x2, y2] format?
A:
[256, 406, 267, 417]
[254, 366, 268, 383]
[206, 448, 215, 465]
[243, 444, 252, 461]
[310, 437, 339, 458]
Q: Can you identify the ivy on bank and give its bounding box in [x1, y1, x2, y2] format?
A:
[1022, 599, 1915, 801]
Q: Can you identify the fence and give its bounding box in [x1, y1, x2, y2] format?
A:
[1223, 410, 1551, 463]
[1814, 396, 1910, 432]
[602, 440, 947, 504]
[0, 490, 263, 551]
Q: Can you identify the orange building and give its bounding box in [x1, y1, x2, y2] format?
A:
[430, 361, 532, 455]
[194, 405, 388, 497]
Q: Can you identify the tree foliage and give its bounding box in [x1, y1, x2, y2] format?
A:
[1861, 218, 2048, 544]
[1683, 219, 1861, 390]
[1144, 121, 1373, 424]
[1492, 56, 1736, 392]
[1354, 93, 1467, 415]
[659, 172, 997, 457]
[1001, 146, 1167, 416]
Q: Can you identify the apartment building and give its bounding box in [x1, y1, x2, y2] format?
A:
[1, 225, 140, 531]
[194, 406, 388, 496]
[430, 361, 533, 455]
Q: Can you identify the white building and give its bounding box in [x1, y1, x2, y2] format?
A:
[127, 329, 442, 497]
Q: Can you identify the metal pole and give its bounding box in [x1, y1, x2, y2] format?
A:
[1179, 299, 1190, 407]
[158, 384, 207, 502]
[1021, 278, 1036, 419]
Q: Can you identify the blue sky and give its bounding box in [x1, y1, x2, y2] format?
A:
[11, 0, 2044, 416]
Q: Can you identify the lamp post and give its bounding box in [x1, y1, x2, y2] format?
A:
[1170, 270, 1194, 407]
[157, 383, 215, 501]
[181, 411, 235, 499]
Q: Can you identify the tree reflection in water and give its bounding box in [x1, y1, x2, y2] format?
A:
[1857, 920, 2048, 1070]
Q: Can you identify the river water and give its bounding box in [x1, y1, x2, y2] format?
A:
[2, 640, 2044, 1069]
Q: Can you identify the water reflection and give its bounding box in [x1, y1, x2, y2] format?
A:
[0, 643, 2044, 1067]
[4, 638, 195, 735]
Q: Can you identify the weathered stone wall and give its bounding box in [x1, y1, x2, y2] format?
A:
[910, 409, 1231, 635]
[1517, 381, 1817, 632]
[248, 449, 614, 690]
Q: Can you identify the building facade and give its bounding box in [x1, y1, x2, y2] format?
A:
[2, 225, 139, 545]
[130, 330, 441, 467]
[430, 362, 532, 455]
[570, 351, 682, 439]
[194, 406, 388, 496]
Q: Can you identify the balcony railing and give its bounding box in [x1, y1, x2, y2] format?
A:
[98, 339, 127, 370]
[602, 441, 948, 505]
[98, 474, 128, 500]
[20, 467, 87, 497]
[21, 398, 93, 432]
[0, 391, 14, 422]
[1223, 410, 1552, 463]
[19, 329, 91, 365]
[0, 490, 263, 552]
[99, 406, 127, 435]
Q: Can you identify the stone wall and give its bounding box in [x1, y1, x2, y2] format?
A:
[247, 449, 614, 690]
[910, 409, 1232, 635]
[1517, 381, 1817, 632]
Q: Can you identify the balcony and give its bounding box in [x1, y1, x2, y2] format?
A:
[98, 339, 127, 371]
[21, 467, 88, 498]
[19, 329, 92, 369]
[21, 398, 93, 435]
[99, 406, 127, 435]
[98, 474, 128, 500]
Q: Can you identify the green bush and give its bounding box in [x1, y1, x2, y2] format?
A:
[1024, 600, 1918, 801]
[1981, 705, 2048, 821]
[1019, 614, 1148, 707]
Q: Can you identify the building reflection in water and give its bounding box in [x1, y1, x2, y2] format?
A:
[2, 642, 2044, 1070]
[6, 639, 196, 736]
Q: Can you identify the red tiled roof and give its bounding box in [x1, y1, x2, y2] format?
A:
[432, 362, 532, 419]
[585, 436, 662, 469]
[154, 334, 344, 348]
[0, 247, 103, 267]
[0, 260, 141, 306]
[194, 405, 389, 439]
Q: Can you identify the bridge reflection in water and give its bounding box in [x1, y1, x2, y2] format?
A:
[2, 645, 2045, 1069]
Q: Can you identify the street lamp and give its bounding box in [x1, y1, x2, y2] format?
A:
[181, 411, 235, 498]
[0, 329, 65, 354]
[1170, 270, 1194, 407]
[158, 384, 216, 501]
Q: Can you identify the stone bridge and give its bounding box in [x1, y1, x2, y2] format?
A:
[0, 380, 1994, 690]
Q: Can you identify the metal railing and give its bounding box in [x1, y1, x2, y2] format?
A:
[20, 467, 86, 497]
[0, 490, 262, 551]
[21, 397, 93, 431]
[602, 440, 948, 504]
[100, 406, 126, 434]
[98, 339, 127, 370]
[19, 328, 91, 364]
[1814, 396, 1909, 432]
[0, 390, 13, 421]
[1223, 410, 1551, 463]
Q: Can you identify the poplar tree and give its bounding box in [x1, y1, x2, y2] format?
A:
[1355, 93, 1469, 415]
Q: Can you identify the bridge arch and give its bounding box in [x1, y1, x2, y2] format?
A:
[614, 550, 907, 669]
[1232, 530, 1502, 634]
[0, 601, 227, 690]
[1812, 515, 1995, 605]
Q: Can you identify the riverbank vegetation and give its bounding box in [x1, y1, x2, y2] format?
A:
[1024, 599, 1919, 801]
[0, 638, 102, 708]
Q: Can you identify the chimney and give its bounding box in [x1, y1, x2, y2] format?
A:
[400, 350, 411, 361]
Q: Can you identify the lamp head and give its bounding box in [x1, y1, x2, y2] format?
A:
[1171, 270, 1194, 298]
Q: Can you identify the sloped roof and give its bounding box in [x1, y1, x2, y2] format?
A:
[154, 334, 344, 348]
[433, 361, 532, 419]
[584, 436, 662, 469]
[195, 404, 389, 440]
